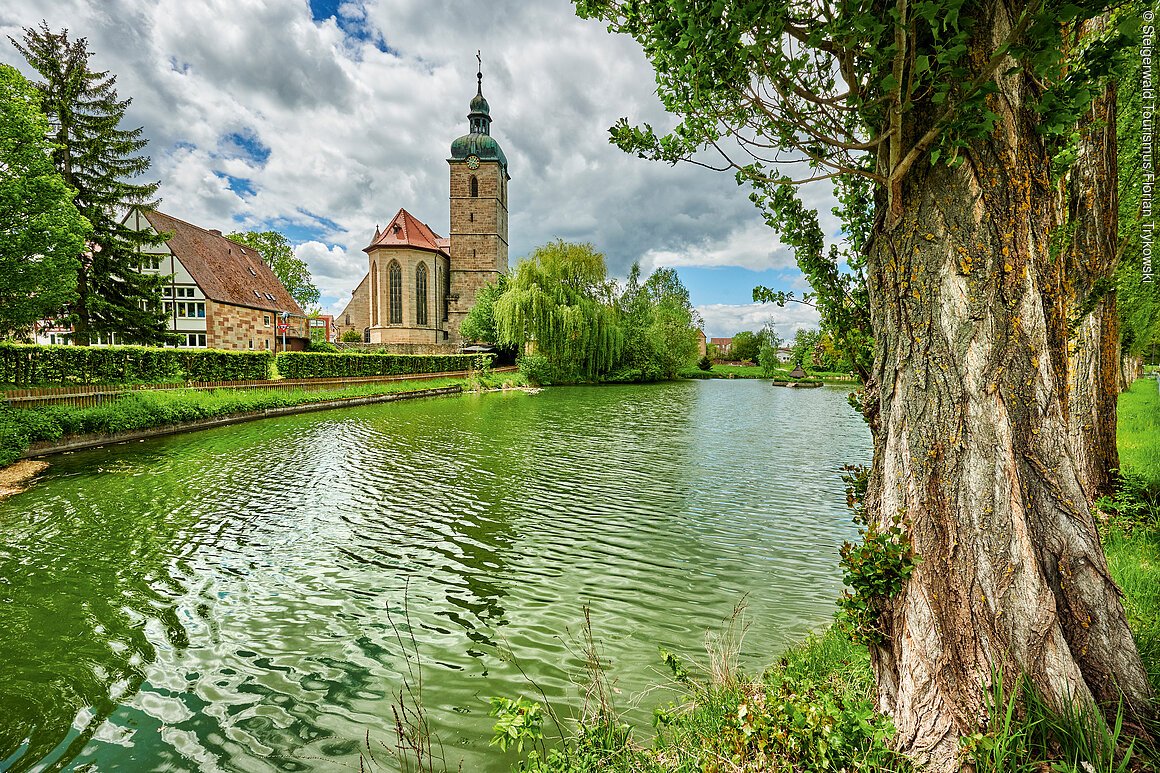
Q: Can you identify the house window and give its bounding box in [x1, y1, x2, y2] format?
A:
[416, 262, 428, 326]
[388, 260, 402, 324]
[264, 315, 271, 326]
[470, 175, 478, 197]
[178, 333, 207, 348]
[176, 302, 205, 318]
[138, 254, 161, 271]
[249, 339, 254, 349]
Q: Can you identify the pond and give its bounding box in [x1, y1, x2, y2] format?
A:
[0, 379, 871, 772]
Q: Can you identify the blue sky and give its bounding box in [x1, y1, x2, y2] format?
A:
[1, 0, 841, 338]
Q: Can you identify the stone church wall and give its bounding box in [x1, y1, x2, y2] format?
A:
[335, 275, 370, 341]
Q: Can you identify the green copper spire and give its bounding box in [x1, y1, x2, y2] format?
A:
[450, 51, 507, 167]
[468, 51, 490, 132]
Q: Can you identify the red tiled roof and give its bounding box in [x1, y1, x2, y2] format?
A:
[142, 209, 305, 316]
[364, 208, 448, 256]
[710, 337, 733, 346]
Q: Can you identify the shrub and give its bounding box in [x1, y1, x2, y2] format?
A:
[517, 353, 568, 385]
[306, 339, 339, 353]
[275, 351, 489, 379]
[0, 343, 273, 386]
[696, 354, 713, 371]
[339, 329, 364, 343]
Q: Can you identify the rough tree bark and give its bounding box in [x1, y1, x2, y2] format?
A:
[1063, 80, 1120, 503]
[863, 3, 1154, 768]
[1121, 354, 1144, 390]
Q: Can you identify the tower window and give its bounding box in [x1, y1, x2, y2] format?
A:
[470, 175, 478, 198]
[388, 260, 402, 324]
[469, 212, 474, 222]
[416, 262, 428, 326]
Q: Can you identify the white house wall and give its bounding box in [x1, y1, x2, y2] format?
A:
[125, 209, 208, 347]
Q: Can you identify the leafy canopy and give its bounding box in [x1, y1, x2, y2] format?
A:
[617, 264, 703, 380]
[478, 240, 702, 383]
[460, 274, 508, 345]
[226, 231, 321, 312]
[0, 64, 89, 337]
[493, 240, 623, 381]
[574, 0, 1138, 379]
[12, 22, 171, 345]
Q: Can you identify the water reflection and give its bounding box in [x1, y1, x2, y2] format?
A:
[0, 381, 870, 771]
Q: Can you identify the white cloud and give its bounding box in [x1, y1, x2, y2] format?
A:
[0, 0, 842, 306]
[294, 241, 366, 313]
[696, 303, 820, 340]
[639, 220, 797, 273]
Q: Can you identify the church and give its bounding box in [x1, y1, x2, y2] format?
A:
[334, 65, 509, 349]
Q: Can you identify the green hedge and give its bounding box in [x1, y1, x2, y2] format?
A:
[0, 343, 274, 387]
[275, 351, 490, 379]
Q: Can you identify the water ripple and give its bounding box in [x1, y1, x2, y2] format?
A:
[0, 380, 870, 772]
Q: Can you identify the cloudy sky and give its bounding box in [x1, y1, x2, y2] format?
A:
[1, 0, 839, 338]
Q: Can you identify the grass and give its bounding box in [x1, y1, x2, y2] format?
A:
[1118, 377, 1160, 488]
[0, 370, 529, 467]
[1103, 376, 1160, 697]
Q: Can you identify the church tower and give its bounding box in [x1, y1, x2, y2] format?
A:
[447, 57, 509, 342]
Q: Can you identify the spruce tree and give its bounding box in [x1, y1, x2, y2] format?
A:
[11, 22, 171, 345]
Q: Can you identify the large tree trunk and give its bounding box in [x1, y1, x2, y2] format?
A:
[1121, 354, 1144, 390]
[863, 5, 1154, 768]
[1064, 80, 1120, 503]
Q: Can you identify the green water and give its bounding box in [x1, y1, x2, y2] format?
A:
[0, 380, 870, 772]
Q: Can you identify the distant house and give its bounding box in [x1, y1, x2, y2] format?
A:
[710, 337, 733, 356]
[696, 329, 707, 357]
[124, 209, 310, 351]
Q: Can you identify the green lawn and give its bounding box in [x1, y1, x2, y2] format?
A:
[0, 371, 527, 467]
[679, 363, 860, 382]
[1117, 376, 1160, 488]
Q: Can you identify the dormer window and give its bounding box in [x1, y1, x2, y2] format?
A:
[264, 293, 275, 300]
[248, 267, 257, 277]
[253, 290, 261, 298]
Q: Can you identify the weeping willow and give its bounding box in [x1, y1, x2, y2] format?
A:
[493, 240, 624, 380]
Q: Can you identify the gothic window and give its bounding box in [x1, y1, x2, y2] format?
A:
[388, 261, 402, 324]
[370, 261, 379, 325]
[416, 262, 428, 326]
[470, 175, 478, 197]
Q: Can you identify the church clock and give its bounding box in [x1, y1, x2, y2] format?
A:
[466, 155, 480, 170]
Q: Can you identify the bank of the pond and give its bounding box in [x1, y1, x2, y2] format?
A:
[0, 370, 526, 469]
[506, 379, 1160, 772]
[679, 363, 861, 384]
